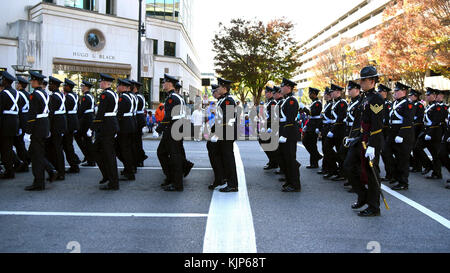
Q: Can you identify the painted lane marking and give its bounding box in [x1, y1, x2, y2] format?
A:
[0, 211, 208, 218]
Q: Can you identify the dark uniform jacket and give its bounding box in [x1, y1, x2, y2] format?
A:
[17, 89, 30, 131]
[0, 86, 20, 136]
[65, 91, 80, 132]
[423, 101, 444, 140]
[135, 93, 147, 129]
[117, 92, 136, 135]
[279, 93, 299, 140]
[330, 97, 348, 136]
[389, 96, 415, 140]
[321, 100, 333, 135]
[265, 98, 277, 130]
[413, 100, 425, 125]
[357, 88, 384, 150]
[26, 88, 50, 138]
[345, 95, 363, 139]
[48, 91, 67, 135]
[216, 93, 237, 140]
[156, 90, 185, 135]
[303, 98, 322, 133]
[91, 88, 119, 136]
[77, 92, 95, 134]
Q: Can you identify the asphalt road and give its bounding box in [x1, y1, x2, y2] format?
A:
[0, 139, 449, 253]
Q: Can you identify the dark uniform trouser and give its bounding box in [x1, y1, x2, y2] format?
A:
[75, 131, 94, 163]
[63, 131, 81, 167]
[117, 133, 135, 175]
[157, 132, 184, 189]
[330, 125, 346, 175]
[0, 136, 15, 174]
[207, 141, 224, 184]
[383, 133, 413, 185]
[30, 135, 52, 186]
[216, 140, 238, 188]
[438, 142, 450, 174]
[380, 128, 392, 178]
[280, 137, 301, 190]
[134, 130, 146, 165]
[13, 132, 30, 165]
[258, 136, 278, 166]
[415, 130, 442, 177]
[321, 125, 335, 172]
[410, 124, 423, 170]
[93, 133, 118, 187]
[344, 143, 380, 209]
[303, 131, 321, 166]
[46, 133, 65, 175]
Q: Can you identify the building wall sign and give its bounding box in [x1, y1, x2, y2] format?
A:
[73, 52, 115, 60]
[84, 29, 106, 51]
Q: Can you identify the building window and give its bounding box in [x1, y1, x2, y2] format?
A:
[153, 39, 158, 55]
[106, 0, 115, 15]
[164, 41, 176, 57]
[43, 0, 53, 3]
[64, 0, 97, 11]
[146, 0, 179, 21]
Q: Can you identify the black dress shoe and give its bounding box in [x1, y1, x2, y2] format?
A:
[184, 161, 194, 177]
[47, 170, 58, 182]
[274, 170, 283, 175]
[358, 208, 380, 217]
[161, 179, 171, 187]
[208, 181, 225, 190]
[392, 184, 408, 190]
[306, 165, 319, 169]
[25, 184, 45, 191]
[317, 170, 326, 175]
[81, 162, 96, 167]
[264, 164, 278, 170]
[282, 185, 301, 192]
[380, 177, 392, 182]
[446, 180, 450, 189]
[219, 186, 238, 192]
[331, 175, 346, 181]
[344, 182, 351, 187]
[421, 167, 432, 175]
[120, 174, 135, 181]
[100, 184, 119, 191]
[99, 178, 109, 185]
[164, 184, 183, 192]
[352, 201, 366, 209]
[66, 166, 80, 174]
[426, 174, 442, 180]
[323, 173, 337, 179]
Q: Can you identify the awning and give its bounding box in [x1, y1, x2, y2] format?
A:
[53, 58, 131, 75]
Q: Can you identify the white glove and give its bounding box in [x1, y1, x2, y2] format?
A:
[425, 135, 431, 141]
[279, 136, 287, 143]
[344, 138, 351, 147]
[24, 133, 31, 142]
[267, 128, 272, 134]
[447, 137, 450, 143]
[18, 129, 22, 135]
[365, 146, 375, 161]
[315, 128, 320, 134]
[86, 129, 93, 137]
[142, 127, 149, 134]
[395, 136, 403, 144]
[211, 135, 218, 143]
[299, 102, 305, 109]
[260, 127, 266, 133]
[327, 131, 334, 138]
[152, 131, 159, 138]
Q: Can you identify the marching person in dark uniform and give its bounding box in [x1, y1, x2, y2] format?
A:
[90, 73, 120, 190]
[45, 76, 67, 181]
[13, 76, 32, 172]
[415, 88, 443, 180]
[154, 74, 186, 192]
[324, 84, 347, 179]
[436, 89, 449, 138]
[273, 86, 287, 178]
[75, 80, 96, 167]
[25, 71, 57, 191]
[438, 107, 449, 188]
[259, 85, 278, 170]
[343, 66, 384, 217]
[278, 78, 301, 192]
[116, 78, 136, 181]
[130, 80, 148, 168]
[302, 87, 323, 169]
[207, 84, 226, 190]
[383, 82, 415, 190]
[63, 79, 81, 173]
[377, 84, 393, 182]
[408, 89, 425, 173]
[209, 78, 239, 192]
[0, 71, 20, 179]
[318, 87, 334, 175]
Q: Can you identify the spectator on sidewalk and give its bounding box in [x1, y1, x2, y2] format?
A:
[147, 111, 156, 133]
[155, 103, 164, 124]
[191, 105, 203, 141]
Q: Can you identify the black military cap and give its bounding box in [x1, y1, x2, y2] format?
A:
[394, 82, 410, 91]
[281, 78, 297, 88]
[217, 78, 233, 86]
[163, 74, 179, 84]
[377, 84, 391, 93]
[49, 76, 63, 85]
[330, 83, 344, 92]
[324, 87, 331, 95]
[408, 89, 421, 97]
[81, 80, 93, 88]
[100, 73, 114, 82]
[29, 71, 46, 81]
[117, 78, 131, 86]
[357, 66, 381, 80]
[175, 82, 182, 90]
[347, 81, 360, 90]
[425, 87, 438, 96]
[1, 71, 16, 82]
[265, 86, 274, 93]
[43, 80, 48, 85]
[273, 86, 281, 93]
[130, 80, 143, 87]
[64, 78, 76, 88]
[211, 84, 219, 90]
[309, 87, 320, 95]
[16, 76, 29, 85]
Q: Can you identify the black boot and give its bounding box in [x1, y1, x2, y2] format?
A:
[358, 207, 380, 217]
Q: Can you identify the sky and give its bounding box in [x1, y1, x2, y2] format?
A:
[191, 0, 363, 73]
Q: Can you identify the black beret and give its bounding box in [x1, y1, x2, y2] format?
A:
[163, 74, 179, 84]
[81, 80, 93, 88]
[217, 78, 233, 86]
[64, 78, 76, 88]
[394, 82, 410, 91]
[117, 78, 131, 86]
[49, 76, 63, 85]
[309, 87, 320, 95]
[330, 83, 344, 92]
[377, 84, 392, 93]
[100, 73, 114, 82]
[408, 89, 422, 97]
[29, 71, 46, 81]
[281, 78, 297, 88]
[347, 81, 360, 90]
[358, 66, 381, 80]
[265, 86, 274, 93]
[16, 76, 29, 85]
[1, 71, 16, 82]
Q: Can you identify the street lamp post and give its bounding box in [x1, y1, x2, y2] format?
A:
[137, 0, 145, 83]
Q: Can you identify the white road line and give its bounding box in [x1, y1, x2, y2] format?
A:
[66, 166, 212, 171]
[381, 185, 450, 230]
[145, 150, 208, 154]
[203, 142, 257, 253]
[0, 211, 208, 218]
